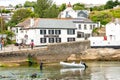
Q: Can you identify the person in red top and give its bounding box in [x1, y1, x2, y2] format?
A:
[30, 40, 34, 49]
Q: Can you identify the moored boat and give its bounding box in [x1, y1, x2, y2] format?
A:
[60, 61, 87, 68]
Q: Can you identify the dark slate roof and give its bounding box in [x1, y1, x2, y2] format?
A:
[76, 10, 89, 15]
[17, 18, 30, 27]
[17, 18, 97, 30]
[72, 18, 94, 23]
[37, 18, 76, 29]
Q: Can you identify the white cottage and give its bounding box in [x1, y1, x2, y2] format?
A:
[58, 2, 90, 18]
[89, 18, 120, 48]
[14, 18, 100, 46]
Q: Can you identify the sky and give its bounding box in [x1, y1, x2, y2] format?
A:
[0, 0, 119, 6]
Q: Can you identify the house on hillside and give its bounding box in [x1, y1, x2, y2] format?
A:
[13, 18, 100, 46]
[89, 18, 120, 48]
[0, 6, 15, 23]
[58, 2, 90, 18]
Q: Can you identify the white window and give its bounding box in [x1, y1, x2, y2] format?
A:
[49, 38, 54, 43]
[93, 25, 95, 29]
[40, 29, 46, 35]
[79, 24, 81, 29]
[67, 38, 75, 42]
[55, 30, 61, 34]
[84, 25, 87, 30]
[16, 28, 18, 33]
[40, 38, 46, 43]
[55, 38, 61, 43]
[48, 30, 54, 34]
[67, 29, 75, 35]
[90, 25, 92, 30]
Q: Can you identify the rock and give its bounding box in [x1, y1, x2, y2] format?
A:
[81, 48, 120, 61]
[67, 54, 77, 61]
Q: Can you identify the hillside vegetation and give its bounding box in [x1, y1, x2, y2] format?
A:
[89, 8, 120, 25]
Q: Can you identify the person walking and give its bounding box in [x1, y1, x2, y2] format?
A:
[0, 42, 2, 50]
[30, 40, 34, 49]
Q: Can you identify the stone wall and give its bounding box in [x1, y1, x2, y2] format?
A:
[0, 40, 90, 64]
[47, 40, 90, 54]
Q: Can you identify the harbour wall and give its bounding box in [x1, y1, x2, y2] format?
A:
[0, 40, 90, 64]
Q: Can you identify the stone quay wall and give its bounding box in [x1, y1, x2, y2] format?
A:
[0, 40, 90, 64]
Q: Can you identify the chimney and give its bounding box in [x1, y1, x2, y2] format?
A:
[30, 18, 34, 27]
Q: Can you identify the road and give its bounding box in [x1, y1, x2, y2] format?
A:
[0, 44, 47, 53]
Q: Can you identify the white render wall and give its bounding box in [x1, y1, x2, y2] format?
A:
[89, 21, 120, 47]
[106, 23, 120, 41]
[23, 29, 77, 46]
[15, 27, 25, 44]
[60, 7, 76, 18]
[15, 23, 99, 46]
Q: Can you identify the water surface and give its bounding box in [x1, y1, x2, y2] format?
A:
[0, 61, 120, 80]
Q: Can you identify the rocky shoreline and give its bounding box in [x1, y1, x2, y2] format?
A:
[68, 48, 120, 61]
[0, 48, 120, 67]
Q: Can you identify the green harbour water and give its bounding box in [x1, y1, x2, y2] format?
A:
[0, 61, 120, 80]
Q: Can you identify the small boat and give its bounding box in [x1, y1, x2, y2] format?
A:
[60, 61, 87, 68]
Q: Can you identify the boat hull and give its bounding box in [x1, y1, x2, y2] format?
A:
[60, 62, 85, 68]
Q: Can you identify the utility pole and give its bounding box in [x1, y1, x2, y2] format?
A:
[0, 8, 3, 33]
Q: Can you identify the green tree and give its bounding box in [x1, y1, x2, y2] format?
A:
[8, 9, 33, 27]
[34, 0, 52, 18]
[59, 3, 66, 11]
[4, 30, 15, 44]
[0, 17, 6, 32]
[44, 4, 60, 18]
[114, 0, 120, 6]
[15, 4, 23, 8]
[92, 28, 99, 36]
[90, 11, 112, 25]
[105, 0, 115, 9]
[73, 3, 85, 10]
[111, 8, 120, 18]
[91, 5, 105, 11]
[2, 9, 10, 13]
[24, 1, 36, 7]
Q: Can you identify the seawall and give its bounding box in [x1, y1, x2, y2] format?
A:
[0, 40, 90, 66]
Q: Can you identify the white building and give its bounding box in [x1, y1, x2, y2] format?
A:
[58, 2, 90, 18]
[14, 18, 100, 46]
[89, 18, 120, 48]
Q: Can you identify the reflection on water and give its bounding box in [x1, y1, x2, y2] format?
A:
[60, 67, 85, 74]
[60, 67, 86, 80]
[0, 61, 120, 80]
[90, 66, 120, 80]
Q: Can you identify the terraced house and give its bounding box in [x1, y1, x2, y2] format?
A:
[13, 18, 100, 46]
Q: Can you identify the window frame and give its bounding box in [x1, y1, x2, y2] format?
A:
[40, 29, 46, 35]
[67, 29, 75, 35]
[49, 38, 54, 43]
[40, 38, 46, 43]
[48, 30, 54, 34]
[67, 38, 75, 42]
